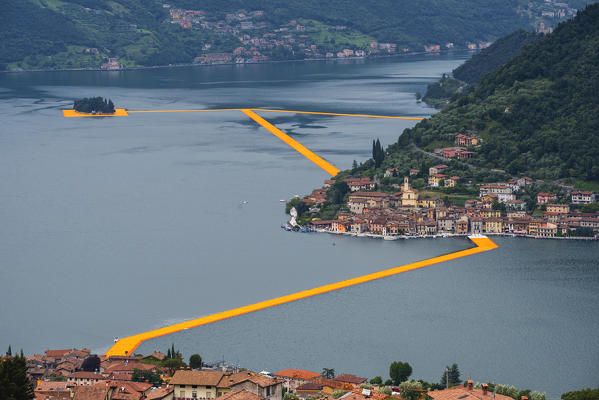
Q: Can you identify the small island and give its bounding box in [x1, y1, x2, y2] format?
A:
[73, 97, 115, 114]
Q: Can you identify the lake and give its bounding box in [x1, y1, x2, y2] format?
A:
[0, 53, 597, 397]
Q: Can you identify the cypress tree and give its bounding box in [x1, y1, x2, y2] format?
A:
[6, 345, 11, 356]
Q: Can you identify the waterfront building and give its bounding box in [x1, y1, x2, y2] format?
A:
[171, 370, 232, 399]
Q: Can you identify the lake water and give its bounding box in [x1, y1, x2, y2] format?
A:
[0, 53, 597, 397]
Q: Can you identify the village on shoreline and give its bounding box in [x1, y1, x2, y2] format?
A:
[289, 135, 599, 241]
[13, 347, 554, 400]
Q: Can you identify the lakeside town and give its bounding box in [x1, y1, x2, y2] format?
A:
[95, 1, 579, 70]
[7, 347, 556, 400]
[289, 132, 599, 240]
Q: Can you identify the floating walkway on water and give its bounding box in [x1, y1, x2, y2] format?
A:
[105, 235, 498, 357]
[61, 107, 423, 176]
[61, 106, 498, 357]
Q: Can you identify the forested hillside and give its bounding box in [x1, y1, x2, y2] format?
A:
[400, 3, 599, 183]
[423, 30, 543, 107]
[0, 0, 592, 70]
[453, 30, 542, 84]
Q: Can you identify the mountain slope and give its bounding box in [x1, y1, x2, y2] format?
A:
[399, 3, 599, 183]
[1, 0, 593, 70]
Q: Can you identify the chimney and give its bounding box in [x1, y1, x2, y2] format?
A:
[482, 384, 489, 396]
[467, 381, 474, 391]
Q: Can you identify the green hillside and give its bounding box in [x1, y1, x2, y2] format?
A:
[0, 0, 593, 70]
[423, 30, 543, 107]
[399, 3, 599, 183]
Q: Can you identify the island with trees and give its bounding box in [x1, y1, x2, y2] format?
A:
[73, 97, 115, 114]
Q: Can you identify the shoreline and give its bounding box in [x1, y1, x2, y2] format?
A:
[309, 228, 598, 241]
[0, 49, 471, 74]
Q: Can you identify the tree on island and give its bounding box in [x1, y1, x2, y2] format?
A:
[73, 97, 115, 114]
[322, 368, 335, 379]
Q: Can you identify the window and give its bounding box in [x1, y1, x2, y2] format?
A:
[192, 385, 198, 389]
[192, 392, 198, 398]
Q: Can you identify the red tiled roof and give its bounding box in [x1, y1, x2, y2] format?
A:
[171, 370, 229, 387]
[273, 369, 321, 381]
[218, 389, 264, 400]
[45, 350, 71, 358]
[296, 382, 324, 391]
[428, 386, 513, 400]
[333, 374, 366, 384]
[72, 383, 111, 400]
[146, 387, 174, 400]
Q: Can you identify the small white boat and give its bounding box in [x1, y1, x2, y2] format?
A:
[279, 199, 286, 202]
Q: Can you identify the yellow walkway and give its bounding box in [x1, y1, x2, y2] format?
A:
[63, 109, 129, 117]
[105, 236, 497, 357]
[241, 109, 340, 176]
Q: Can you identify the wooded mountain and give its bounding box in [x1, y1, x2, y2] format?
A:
[399, 3, 599, 183]
[0, 0, 591, 70]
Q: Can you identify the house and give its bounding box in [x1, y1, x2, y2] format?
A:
[445, 176, 459, 188]
[454, 134, 479, 147]
[505, 200, 525, 210]
[170, 370, 232, 399]
[348, 199, 367, 214]
[348, 192, 389, 208]
[455, 217, 469, 234]
[484, 218, 503, 233]
[429, 381, 512, 400]
[546, 204, 570, 214]
[571, 191, 595, 204]
[228, 371, 283, 400]
[295, 382, 323, 398]
[537, 192, 557, 204]
[344, 178, 375, 192]
[470, 218, 483, 234]
[437, 217, 456, 233]
[67, 372, 106, 386]
[428, 174, 445, 187]
[418, 197, 442, 209]
[110, 381, 153, 400]
[333, 374, 367, 385]
[429, 164, 448, 175]
[217, 390, 263, 400]
[479, 185, 512, 198]
[272, 370, 321, 392]
[72, 383, 113, 400]
[409, 169, 420, 176]
[147, 386, 175, 400]
[384, 168, 399, 178]
[517, 177, 534, 187]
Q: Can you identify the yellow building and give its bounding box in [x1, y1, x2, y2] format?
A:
[400, 177, 419, 207]
[484, 218, 503, 233]
[171, 371, 231, 399]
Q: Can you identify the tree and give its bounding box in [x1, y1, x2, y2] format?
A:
[322, 368, 335, 379]
[398, 380, 424, 400]
[162, 357, 185, 375]
[389, 361, 412, 385]
[370, 376, 383, 385]
[0, 350, 34, 400]
[327, 181, 349, 205]
[384, 379, 393, 386]
[189, 354, 203, 370]
[440, 364, 462, 387]
[372, 139, 385, 168]
[132, 368, 162, 386]
[81, 355, 101, 372]
[562, 388, 599, 400]
[377, 386, 392, 395]
[6, 346, 11, 356]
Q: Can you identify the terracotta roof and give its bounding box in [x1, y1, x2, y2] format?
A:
[104, 361, 155, 373]
[68, 371, 105, 380]
[35, 392, 72, 400]
[146, 387, 174, 400]
[218, 390, 264, 400]
[334, 374, 367, 384]
[296, 382, 324, 391]
[45, 350, 71, 358]
[273, 369, 321, 381]
[72, 384, 111, 400]
[428, 386, 513, 400]
[35, 382, 69, 392]
[228, 372, 282, 387]
[171, 370, 228, 387]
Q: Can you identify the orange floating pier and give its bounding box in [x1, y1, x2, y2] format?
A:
[105, 235, 497, 357]
[62, 109, 129, 117]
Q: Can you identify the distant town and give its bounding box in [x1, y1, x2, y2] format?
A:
[96, 1, 579, 70]
[291, 132, 599, 240]
[7, 347, 556, 400]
